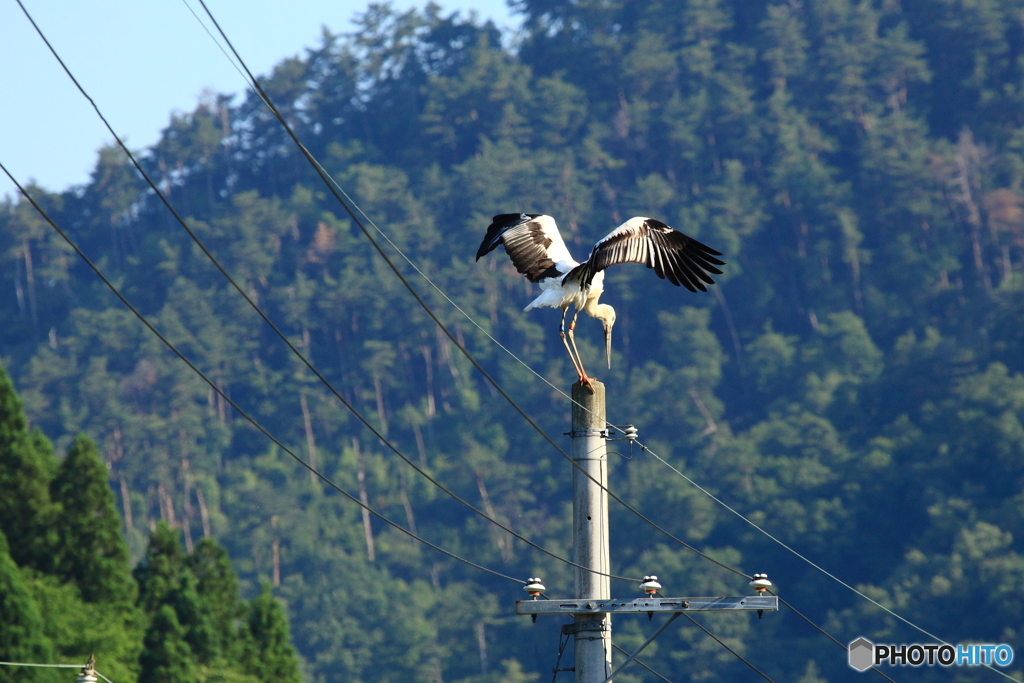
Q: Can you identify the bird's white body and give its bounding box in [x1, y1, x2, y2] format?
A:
[524, 269, 605, 312]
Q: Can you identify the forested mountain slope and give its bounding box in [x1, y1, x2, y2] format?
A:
[2, 0, 1024, 681]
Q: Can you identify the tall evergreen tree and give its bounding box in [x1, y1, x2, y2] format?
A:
[165, 571, 217, 664]
[0, 364, 56, 569]
[138, 604, 197, 683]
[0, 530, 57, 683]
[188, 538, 241, 657]
[134, 522, 186, 615]
[50, 434, 137, 605]
[246, 585, 301, 683]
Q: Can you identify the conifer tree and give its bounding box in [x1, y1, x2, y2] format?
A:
[246, 585, 301, 683]
[50, 434, 136, 605]
[139, 604, 197, 683]
[188, 538, 241, 656]
[165, 571, 217, 663]
[0, 530, 56, 683]
[135, 522, 186, 614]
[0, 364, 56, 569]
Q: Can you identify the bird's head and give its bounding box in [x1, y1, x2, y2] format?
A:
[596, 303, 616, 369]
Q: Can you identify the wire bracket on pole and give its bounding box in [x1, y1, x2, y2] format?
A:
[565, 428, 609, 438]
[561, 621, 613, 635]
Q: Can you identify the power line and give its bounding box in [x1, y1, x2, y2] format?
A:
[641, 444, 1024, 683]
[0, 659, 113, 679]
[610, 644, 674, 683]
[179, 0, 752, 585]
[771, 593, 899, 683]
[13, 16, 986, 683]
[169, 9, 1019, 680]
[0, 160, 524, 587]
[682, 614, 779, 683]
[11, 0, 639, 587]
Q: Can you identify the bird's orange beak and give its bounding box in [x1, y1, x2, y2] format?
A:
[604, 323, 613, 369]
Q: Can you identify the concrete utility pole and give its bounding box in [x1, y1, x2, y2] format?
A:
[516, 380, 777, 683]
[570, 380, 611, 682]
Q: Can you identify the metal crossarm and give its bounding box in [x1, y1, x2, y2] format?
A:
[516, 596, 778, 616]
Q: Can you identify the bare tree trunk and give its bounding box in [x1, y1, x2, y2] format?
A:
[271, 515, 281, 587]
[398, 469, 417, 541]
[157, 482, 177, 527]
[299, 393, 318, 482]
[23, 242, 38, 333]
[690, 389, 718, 437]
[476, 621, 488, 675]
[181, 458, 194, 553]
[412, 421, 428, 469]
[476, 473, 512, 562]
[956, 147, 992, 291]
[216, 380, 227, 425]
[712, 287, 745, 374]
[353, 439, 376, 561]
[196, 486, 212, 538]
[420, 345, 436, 419]
[373, 377, 388, 437]
[119, 476, 134, 533]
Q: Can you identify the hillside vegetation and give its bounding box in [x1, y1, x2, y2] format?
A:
[3, 0, 1024, 681]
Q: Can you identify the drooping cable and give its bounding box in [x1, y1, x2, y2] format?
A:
[172, 5, 1018, 669]
[770, 592, 901, 683]
[179, 0, 752, 584]
[611, 644, 675, 683]
[11, 0, 640, 586]
[645, 445, 1019, 683]
[0, 160, 524, 586]
[682, 614, 779, 683]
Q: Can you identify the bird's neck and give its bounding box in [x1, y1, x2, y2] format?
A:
[582, 294, 612, 321]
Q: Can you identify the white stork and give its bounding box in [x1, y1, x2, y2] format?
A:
[476, 213, 725, 390]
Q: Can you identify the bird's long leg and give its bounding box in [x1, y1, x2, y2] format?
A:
[559, 306, 590, 389]
[566, 308, 595, 392]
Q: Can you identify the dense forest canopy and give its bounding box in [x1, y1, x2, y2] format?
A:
[3, 0, 1024, 681]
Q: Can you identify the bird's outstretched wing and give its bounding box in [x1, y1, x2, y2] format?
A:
[476, 213, 577, 282]
[568, 217, 725, 292]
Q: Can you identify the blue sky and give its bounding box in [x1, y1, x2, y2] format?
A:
[0, 0, 517, 201]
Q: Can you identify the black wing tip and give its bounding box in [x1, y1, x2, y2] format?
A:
[478, 212, 545, 261]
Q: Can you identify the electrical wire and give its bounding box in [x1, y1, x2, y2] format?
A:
[174, 5, 1019, 666]
[179, 0, 752, 585]
[0, 161, 525, 587]
[0, 661, 115, 683]
[770, 592, 901, 683]
[683, 614, 779, 683]
[611, 644, 675, 683]
[171, 10, 1023, 682]
[643, 445, 1022, 683]
[11, 0, 641, 587]
[19, 9, 984, 678]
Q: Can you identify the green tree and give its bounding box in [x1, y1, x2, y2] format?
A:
[50, 434, 137, 605]
[165, 571, 217, 664]
[135, 522, 186, 615]
[188, 538, 242, 658]
[246, 585, 301, 683]
[139, 604, 197, 683]
[0, 364, 56, 570]
[0, 530, 57, 683]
